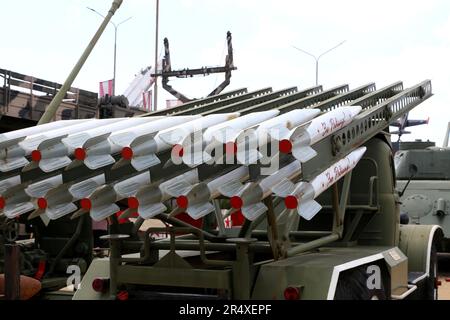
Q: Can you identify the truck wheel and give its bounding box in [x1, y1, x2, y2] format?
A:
[334, 265, 387, 300]
[424, 243, 438, 300]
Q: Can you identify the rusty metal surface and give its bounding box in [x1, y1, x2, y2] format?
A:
[4, 244, 20, 300]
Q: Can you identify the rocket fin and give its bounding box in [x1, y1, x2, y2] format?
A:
[27, 208, 45, 220]
[298, 199, 322, 221]
[39, 157, 72, 172]
[46, 203, 78, 220]
[271, 178, 296, 197]
[90, 204, 120, 222]
[4, 202, 35, 219]
[163, 180, 195, 197]
[84, 155, 115, 170]
[83, 133, 111, 149]
[0, 157, 29, 172]
[139, 203, 167, 219]
[131, 154, 161, 171]
[242, 202, 268, 221]
[186, 202, 215, 220]
[292, 144, 317, 163]
[218, 180, 245, 197]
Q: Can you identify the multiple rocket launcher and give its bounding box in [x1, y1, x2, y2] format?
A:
[0, 100, 365, 224]
[6, 77, 432, 225]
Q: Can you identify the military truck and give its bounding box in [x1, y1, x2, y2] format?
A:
[46, 79, 440, 301]
[1, 0, 442, 301]
[1, 79, 441, 300]
[396, 125, 450, 253]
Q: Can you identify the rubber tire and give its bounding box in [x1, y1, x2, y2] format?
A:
[334, 265, 387, 300]
[424, 243, 438, 300]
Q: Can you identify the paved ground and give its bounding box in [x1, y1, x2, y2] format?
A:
[439, 274, 450, 300]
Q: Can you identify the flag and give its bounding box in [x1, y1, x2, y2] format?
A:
[224, 215, 232, 228]
[142, 90, 152, 111]
[166, 99, 183, 108]
[99, 79, 114, 97]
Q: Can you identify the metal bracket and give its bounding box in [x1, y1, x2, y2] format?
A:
[334, 170, 353, 236]
[154, 31, 237, 102]
[264, 196, 281, 260]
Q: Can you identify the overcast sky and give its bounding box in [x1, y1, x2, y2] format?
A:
[1, 0, 449, 145]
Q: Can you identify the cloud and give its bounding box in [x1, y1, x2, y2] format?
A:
[1, 0, 449, 141]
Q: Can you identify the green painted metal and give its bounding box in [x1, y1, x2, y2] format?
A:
[238, 84, 347, 115]
[347, 81, 404, 108]
[398, 224, 443, 273]
[252, 246, 391, 299]
[308, 82, 375, 113]
[287, 234, 340, 257]
[142, 87, 249, 116]
[117, 265, 232, 289]
[353, 137, 399, 247]
[174, 87, 273, 115]
[200, 86, 301, 116]
[73, 258, 110, 300]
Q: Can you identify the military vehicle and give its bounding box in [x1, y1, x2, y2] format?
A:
[0, 78, 430, 300]
[0, 0, 443, 301]
[396, 125, 450, 253]
[2, 78, 442, 300]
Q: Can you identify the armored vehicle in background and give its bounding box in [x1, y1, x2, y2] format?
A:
[396, 125, 450, 252]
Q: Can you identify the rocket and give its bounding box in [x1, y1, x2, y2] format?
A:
[0, 119, 122, 173]
[181, 110, 279, 166]
[0, 119, 84, 150]
[272, 147, 366, 221]
[254, 109, 321, 144]
[0, 175, 22, 215]
[280, 106, 362, 162]
[218, 160, 302, 221]
[0, 175, 21, 196]
[24, 175, 66, 220]
[77, 115, 199, 170]
[175, 166, 249, 220]
[233, 109, 321, 165]
[113, 113, 239, 172]
[2, 175, 63, 219]
[85, 171, 151, 221]
[1, 185, 35, 219]
[39, 174, 106, 220]
[130, 170, 199, 219]
[0, 176, 20, 216]
[0, 119, 87, 172]
[28, 117, 164, 173]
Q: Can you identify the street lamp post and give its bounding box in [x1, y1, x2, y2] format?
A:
[87, 7, 132, 95]
[154, 0, 159, 111]
[292, 41, 346, 86]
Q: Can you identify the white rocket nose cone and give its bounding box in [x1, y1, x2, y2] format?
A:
[346, 105, 362, 117]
